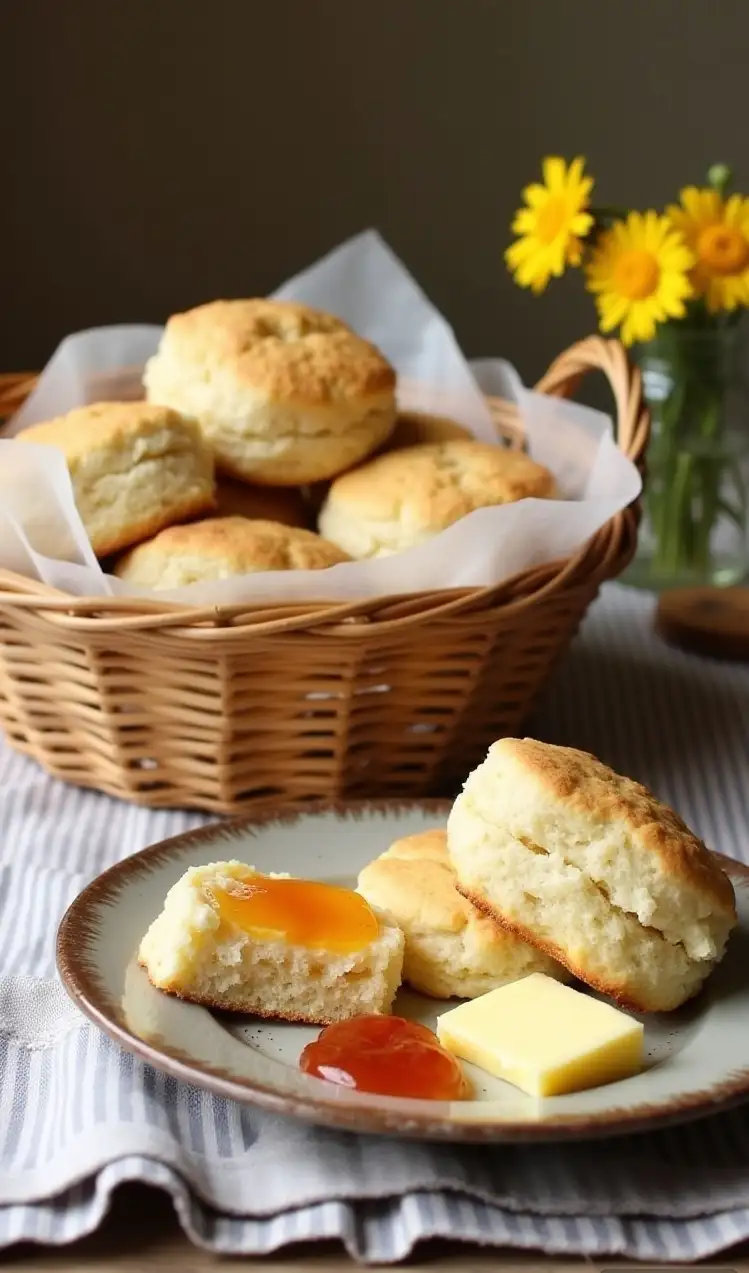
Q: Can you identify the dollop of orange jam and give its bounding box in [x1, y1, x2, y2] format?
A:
[211, 876, 379, 955]
[299, 1015, 471, 1100]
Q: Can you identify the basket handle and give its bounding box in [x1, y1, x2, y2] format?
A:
[534, 335, 650, 471]
[0, 373, 38, 427]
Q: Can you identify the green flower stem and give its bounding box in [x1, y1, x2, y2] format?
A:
[640, 326, 739, 583]
[696, 396, 722, 572]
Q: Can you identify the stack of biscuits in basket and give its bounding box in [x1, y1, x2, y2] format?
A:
[16, 298, 557, 588]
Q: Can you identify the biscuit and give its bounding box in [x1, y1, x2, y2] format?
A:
[357, 829, 569, 999]
[447, 738, 737, 1012]
[144, 299, 397, 486]
[213, 476, 310, 528]
[299, 413, 475, 519]
[114, 516, 350, 589]
[138, 861, 404, 1024]
[318, 439, 556, 558]
[20, 402, 215, 558]
[383, 411, 474, 452]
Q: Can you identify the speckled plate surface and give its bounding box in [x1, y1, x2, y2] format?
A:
[57, 800, 749, 1143]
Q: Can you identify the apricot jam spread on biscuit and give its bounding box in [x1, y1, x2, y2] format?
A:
[300, 1015, 471, 1100]
[211, 876, 379, 954]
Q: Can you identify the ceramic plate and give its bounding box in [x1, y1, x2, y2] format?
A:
[57, 800, 749, 1143]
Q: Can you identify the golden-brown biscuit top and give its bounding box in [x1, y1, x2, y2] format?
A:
[492, 738, 736, 917]
[157, 299, 396, 406]
[359, 829, 488, 936]
[326, 440, 555, 527]
[21, 402, 201, 466]
[115, 516, 350, 578]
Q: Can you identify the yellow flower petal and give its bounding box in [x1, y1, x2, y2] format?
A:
[599, 294, 630, 327]
[506, 157, 594, 292]
[568, 156, 584, 184]
[521, 183, 549, 209]
[566, 238, 585, 266]
[512, 209, 539, 234]
[505, 239, 532, 267]
[584, 210, 694, 345]
[667, 186, 749, 312]
[570, 211, 594, 236]
[542, 157, 567, 191]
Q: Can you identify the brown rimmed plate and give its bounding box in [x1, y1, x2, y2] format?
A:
[57, 799, 749, 1143]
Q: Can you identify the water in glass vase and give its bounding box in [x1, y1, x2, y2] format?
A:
[625, 325, 749, 591]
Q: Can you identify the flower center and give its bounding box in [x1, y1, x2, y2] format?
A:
[535, 197, 568, 244]
[613, 249, 660, 300]
[697, 224, 749, 275]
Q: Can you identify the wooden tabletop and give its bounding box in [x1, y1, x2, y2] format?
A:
[6, 1183, 749, 1270]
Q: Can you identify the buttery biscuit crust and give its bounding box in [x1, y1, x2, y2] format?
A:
[446, 737, 737, 1012]
[20, 401, 215, 557]
[358, 829, 568, 999]
[493, 739, 735, 919]
[148, 299, 395, 407]
[114, 516, 350, 588]
[326, 441, 556, 523]
[144, 299, 397, 484]
[318, 440, 556, 557]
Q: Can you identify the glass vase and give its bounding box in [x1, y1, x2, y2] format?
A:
[625, 324, 749, 591]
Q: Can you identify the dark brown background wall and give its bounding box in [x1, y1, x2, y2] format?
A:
[1, 0, 746, 384]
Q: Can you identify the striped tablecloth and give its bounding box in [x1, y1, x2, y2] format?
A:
[1, 582, 748, 1263]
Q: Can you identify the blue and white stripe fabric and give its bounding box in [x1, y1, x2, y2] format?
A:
[1, 582, 748, 1263]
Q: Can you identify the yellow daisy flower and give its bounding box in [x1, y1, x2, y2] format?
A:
[585, 211, 695, 346]
[505, 156, 594, 293]
[667, 187, 749, 313]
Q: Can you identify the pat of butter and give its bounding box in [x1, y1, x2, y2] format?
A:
[436, 973, 644, 1097]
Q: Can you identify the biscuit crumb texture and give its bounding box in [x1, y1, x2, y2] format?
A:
[21, 402, 215, 557]
[447, 738, 736, 1012]
[144, 299, 397, 485]
[138, 860, 405, 1024]
[357, 829, 569, 999]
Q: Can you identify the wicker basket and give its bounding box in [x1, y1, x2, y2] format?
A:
[0, 337, 648, 813]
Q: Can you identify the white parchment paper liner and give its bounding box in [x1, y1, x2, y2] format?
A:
[0, 230, 641, 604]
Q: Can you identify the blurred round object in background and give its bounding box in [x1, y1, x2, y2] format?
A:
[655, 587, 749, 661]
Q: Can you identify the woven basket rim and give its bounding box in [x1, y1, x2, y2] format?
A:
[0, 334, 648, 633]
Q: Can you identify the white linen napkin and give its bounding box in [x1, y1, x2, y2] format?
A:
[1, 584, 748, 1262]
